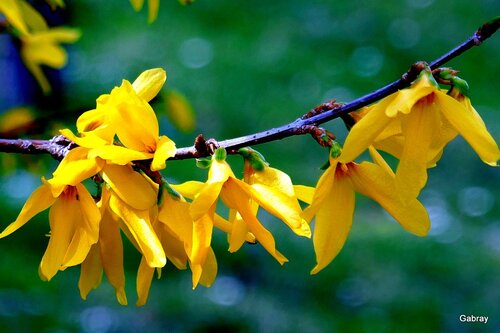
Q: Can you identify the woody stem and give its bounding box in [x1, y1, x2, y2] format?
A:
[0, 17, 499, 160]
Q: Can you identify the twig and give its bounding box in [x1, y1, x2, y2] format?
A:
[0, 17, 499, 160]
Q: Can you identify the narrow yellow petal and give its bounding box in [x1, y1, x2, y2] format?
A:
[88, 145, 153, 165]
[368, 146, 394, 177]
[208, 159, 234, 183]
[49, 147, 104, 188]
[39, 197, 76, 281]
[17, 0, 48, 31]
[385, 79, 435, 117]
[214, 213, 256, 244]
[190, 182, 223, 221]
[0, 183, 55, 238]
[227, 211, 248, 253]
[109, 194, 166, 267]
[293, 185, 315, 205]
[437, 93, 500, 166]
[199, 247, 217, 288]
[0, 0, 29, 35]
[302, 160, 338, 222]
[151, 135, 176, 171]
[76, 183, 100, 239]
[311, 173, 355, 274]
[78, 244, 103, 300]
[62, 185, 100, 267]
[102, 164, 157, 211]
[20, 51, 51, 94]
[190, 211, 214, 266]
[340, 96, 396, 163]
[59, 128, 110, 148]
[247, 182, 311, 237]
[349, 162, 430, 236]
[136, 257, 155, 306]
[132, 68, 166, 102]
[223, 181, 288, 264]
[170, 181, 204, 200]
[158, 225, 188, 270]
[110, 81, 159, 152]
[99, 206, 127, 305]
[395, 100, 439, 200]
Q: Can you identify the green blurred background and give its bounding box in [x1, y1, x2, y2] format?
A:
[1, 0, 499, 332]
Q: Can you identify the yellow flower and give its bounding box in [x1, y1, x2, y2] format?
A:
[103, 164, 166, 268]
[172, 149, 309, 286]
[341, 72, 500, 200]
[224, 150, 311, 252]
[61, 68, 176, 171]
[79, 187, 128, 306]
[130, 0, 160, 23]
[303, 146, 430, 274]
[20, 27, 81, 94]
[0, 0, 80, 94]
[0, 0, 29, 35]
[136, 190, 218, 304]
[0, 179, 100, 281]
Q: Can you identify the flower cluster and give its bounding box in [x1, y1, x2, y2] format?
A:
[0, 0, 80, 94]
[1, 67, 498, 306]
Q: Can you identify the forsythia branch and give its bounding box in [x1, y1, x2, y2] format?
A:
[1, 17, 499, 160]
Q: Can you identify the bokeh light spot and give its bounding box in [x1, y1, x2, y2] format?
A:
[178, 38, 214, 69]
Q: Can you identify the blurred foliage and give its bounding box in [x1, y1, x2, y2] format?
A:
[0, 0, 499, 332]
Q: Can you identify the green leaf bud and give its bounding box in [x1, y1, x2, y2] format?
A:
[330, 141, 342, 159]
[196, 158, 212, 169]
[214, 147, 227, 161]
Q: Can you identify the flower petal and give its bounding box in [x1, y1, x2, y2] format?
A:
[136, 256, 155, 306]
[437, 93, 500, 166]
[293, 185, 315, 205]
[151, 135, 176, 171]
[395, 100, 439, 201]
[102, 164, 157, 210]
[228, 210, 248, 253]
[109, 194, 166, 267]
[385, 77, 435, 117]
[349, 162, 430, 236]
[132, 68, 166, 102]
[89, 145, 153, 165]
[311, 173, 355, 274]
[302, 159, 338, 222]
[78, 244, 103, 300]
[198, 247, 217, 288]
[248, 182, 311, 237]
[190, 182, 223, 221]
[340, 96, 396, 163]
[39, 196, 76, 281]
[171, 181, 204, 200]
[0, 0, 29, 35]
[223, 180, 288, 265]
[0, 182, 55, 238]
[99, 206, 127, 305]
[49, 147, 104, 190]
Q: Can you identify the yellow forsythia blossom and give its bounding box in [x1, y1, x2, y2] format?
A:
[20, 27, 81, 94]
[62, 68, 176, 171]
[341, 71, 500, 201]
[1, 68, 181, 306]
[0, 180, 100, 281]
[172, 148, 309, 287]
[302, 144, 430, 274]
[0, 0, 80, 94]
[0, 0, 29, 35]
